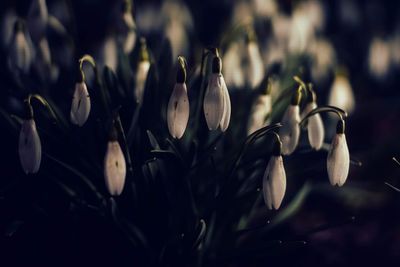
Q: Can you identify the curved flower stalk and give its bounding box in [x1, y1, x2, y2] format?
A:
[167, 56, 190, 139]
[327, 119, 350, 186]
[19, 103, 41, 174]
[134, 38, 151, 104]
[301, 86, 324, 150]
[70, 55, 96, 127]
[279, 77, 306, 155]
[8, 20, 33, 73]
[104, 126, 126, 196]
[247, 79, 272, 135]
[203, 54, 231, 131]
[245, 29, 264, 89]
[263, 133, 286, 210]
[328, 72, 355, 114]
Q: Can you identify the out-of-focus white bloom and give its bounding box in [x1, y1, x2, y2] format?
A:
[263, 137, 286, 210]
[8, 20, 33, 73]
[167, 83, 189, 139]
[327, 120, 349, 186]
[264, 40, 286, 70]
[308, 38, 336, 82]
[223, 43, 245, 88]
[303, 0, 325, 32]
[70, 82, 91, 127]
[271, 14, 291, 43]
[279, 101, 301, 155]
[245, 41, 264, 89]
[390, 35, 400, 66]
[1, 10, 17, 49]
[19, 119, 41, 174]
[104, 138, 126, 196]
[328, 74, 355, 114]
[252, 0, 278, 18]
[101, 36, 118, 73]
[114, 0, 137, 54]
[204, 56, 231, 131]
[368, 37, 391, 79]
[247, 85, 272, 135]
[302, 101, 324, 150]
[134, 39, 151, 104]
[232, 2, 253, 25]
[288, 7, 315, 54]
[27, 0, 49, 42]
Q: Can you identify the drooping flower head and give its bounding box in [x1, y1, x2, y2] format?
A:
[104, 125, 127, 196]
[203, 54, 231, 131]
[327, 119, 350, 186]
[167, 56, 190, 139]
[328, 69, 355, 114]
[19, 100, 41, 174]
[70, 55, 95, 127]
[247, 77, 272, 135]
[263, 133, 286, 210]
[8, 19, 33, 73]
[301, 86, 324, 150]
[134, 38, 151, 104]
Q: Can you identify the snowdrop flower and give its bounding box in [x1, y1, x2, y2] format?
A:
[167, 56, 190, 139]
[328, 73, 355, 114]
[101, 36, 118, 73]
[135, 38, 151, 104]
[368, 37, 391, 79]
[263, 134, 286, 210]
[70, 82, 90, 126]
[19, 103, 41, 174]
[104, 127, 126, 196]
[203, 55, 231, 131]
[8, 20, 33, 73]
[245, 33, 264, 89]
[252, 0, 278, 18]
[247, 79, 272, 135]
[223, 42, 245, 88]
[301, 89, 324, 150]
[279, 88, 301, 155]
[115, 0, 137, 54]
[327, 119, 350, 186]
[308, 38, 336, 82]
[288, 7, 315, 54]
[70, 55, 95, 127]
[27, 0, 48, 42]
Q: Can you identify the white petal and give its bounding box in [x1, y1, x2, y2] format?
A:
[203, 74, 224, 130]
[279, 105, 300, 155]
[247, 94, 271, 135]
[247, 42, 264, 89]
[167, 83, 189, 139]
[327, 133, 350, 186]
[263, 156, 286, 209]
[19, 119, 41, 174]
[328, 76, 355, 114]
[123, 29, 136, 54]
[9, 31, 32, 73]
[134, 61, 151, 104]
[104, 141, 127, 196]
[305, 102, 324, 150]
[219, 77, 231, 132]
[223, 43, 244, 88]
[70, 82, 91, 127]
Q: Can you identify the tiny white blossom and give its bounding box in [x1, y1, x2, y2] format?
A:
[328, 74, 355, 114]
[368, 37, 391, 79]
[263, 137, 286, 210]
[247, 85, 272, 135]
[104, 138, 126, 196]
[327, 120, 350, 186]
[302, 101, 324, 150]
[203, 56, 231, 131]
[167, 83, 189, 139]
[70, 82, 91, 127]
[279, 104, 300, 155]
[19, 119, 41, 174]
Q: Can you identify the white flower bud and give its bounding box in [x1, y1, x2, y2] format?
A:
[247, 94, 271, 135]
[302, 102, 324, 150]
[70, 82, 91, 127]
[204, 73, 224, 130]
[327, 121, 350, 186]
[104, 140, 126, 196]
[328, 75, 355, 114]
[19, 119, 41, 174]
[134, 60, 151, 104]
[279, 105, 300, 155]
[263, 155, 286, 210]
[223, 43, 244, 88]
[8, 22, 33, 73]
[167, 83, 189, 139]
[246, 41, 264, 89]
